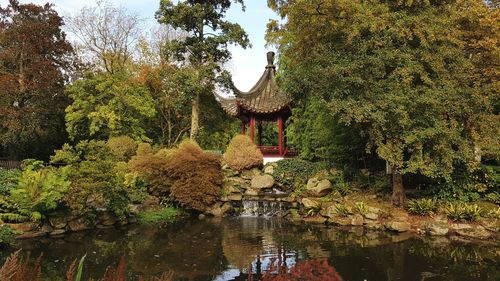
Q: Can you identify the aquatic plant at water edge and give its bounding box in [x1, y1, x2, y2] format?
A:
[334, 205, 351, 217]
[407, 198, 439, 216]
[137, 206, 180, 224]
[354, 202, 368, 215]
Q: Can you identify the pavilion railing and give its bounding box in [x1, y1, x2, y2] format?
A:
[258, 146, 298, 157]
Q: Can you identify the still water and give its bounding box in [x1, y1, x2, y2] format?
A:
[2, 217, 499, 281]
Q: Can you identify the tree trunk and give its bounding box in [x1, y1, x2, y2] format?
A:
[190, 92, 200, 141]
[391, 169, 406, 206]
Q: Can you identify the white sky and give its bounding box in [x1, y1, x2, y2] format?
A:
[0, 0, 279, 91]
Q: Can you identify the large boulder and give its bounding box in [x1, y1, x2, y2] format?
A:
[301, 198, 320, 209]
[251, 174, 274, 189]
[306, 178, 332, 197]
[451, 223, 491, 239]
[385, 221, 411, 232]
[423, 221, 449, 236]
[350, 214, 364, 226]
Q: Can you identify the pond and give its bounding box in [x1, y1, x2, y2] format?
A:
[2, 217, 499, 281]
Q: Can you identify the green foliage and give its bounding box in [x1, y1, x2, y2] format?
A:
[287, 97, 368, 170]
[267, 0, 497, 204]
[407, 198, 439, 216]
[444, 202, 483, 222]
[223, 135, 263, 171]
[354, 202, 368, 215]
[0, 169, 21, 193]
[156, 0, 250, 140]
[273, 158, 327, 190]
[106, 136, 138, 161]
[167, 140, 223, 212]
[51, 140, 130, 220]
[0, 225, 15, 247]
[137, 206, 180, 224]
[9, 160, 70, 221]
[484, 193, 500, 205]
[329, 169, 353, 196]
[65, 72, 156, 142]
[334, 205, 351, 217]
[485, 207, 500, 219]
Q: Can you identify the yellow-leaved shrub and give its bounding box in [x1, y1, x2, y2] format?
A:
[223, 135, 263, 171]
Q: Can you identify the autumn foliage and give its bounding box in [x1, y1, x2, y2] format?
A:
[223, 135, 263, 171]
[167, 140, 223, 212]
[262, 259, 343, 281]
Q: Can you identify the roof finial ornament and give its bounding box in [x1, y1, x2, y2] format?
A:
[266, 51, 275, 68]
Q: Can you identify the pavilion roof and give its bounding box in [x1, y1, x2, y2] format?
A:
[216, 52, 292, 117]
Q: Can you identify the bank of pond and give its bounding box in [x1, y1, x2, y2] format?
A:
[1, 217, 499, 281]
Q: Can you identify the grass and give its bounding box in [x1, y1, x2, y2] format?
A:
[137, 206, 180, 224]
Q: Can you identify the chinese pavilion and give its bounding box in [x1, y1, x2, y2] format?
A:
[216, 52, 296, 157]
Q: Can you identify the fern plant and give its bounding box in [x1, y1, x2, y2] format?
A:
[407, 198, 439, 216]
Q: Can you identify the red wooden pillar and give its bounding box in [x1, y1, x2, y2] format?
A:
[278, 116, 283, 156]
[249, 117, 255, 143]
[241, 121, 246, 135]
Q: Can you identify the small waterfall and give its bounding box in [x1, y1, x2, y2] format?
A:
[240, 200, 288, 217]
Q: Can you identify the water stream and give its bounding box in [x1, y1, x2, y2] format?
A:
[240, 200, 288, 217]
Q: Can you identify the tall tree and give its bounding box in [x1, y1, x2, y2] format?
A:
[0, 0, 76, 160]
[156, 0, 250, 141]
[267, 0, 496, 205]
[65, 72, 156, 142]
[66, 0, 142, 73]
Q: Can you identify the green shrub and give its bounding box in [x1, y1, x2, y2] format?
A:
[329, 168, 353, 195]
[354, 202, 368, 215]
[334, 205, 351, 217]
[137, 206, 180, 224]
[444, 203, 483, 222]
[0, 169, 21, 218]
[0, 168, 21, 193]
[407, 198, 439, 216]
[484, 192, 500, 205]
[223, 135, 263, 171]
[107, 136, 138, 161]
[51, 141, 130, 221]
[9, 160, 70, 221]
[273, 158, 326, 190]
[168, 140, 223, 212]
[0, 225, 15, 247]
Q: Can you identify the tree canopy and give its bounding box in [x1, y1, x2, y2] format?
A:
[156, 0, 250, 140]
[267, 0, 498, 205]
[0, 0, 76, 160]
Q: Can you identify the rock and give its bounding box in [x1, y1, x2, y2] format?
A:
[138, 196, 160, 211]
[350, 214, 364, 226]
[451, 223, 491, 239]
[385, 221, 411, 232]
[68, 218, 93, 232]
[264, 165, 274, 175]
[364, 212, 379, 220]
[251, 174, 274, 189]
[224, 177, 250, 190]
[99, 213, 117, 226]
[301, 198, 320, 209]
[282, 196, 296, 203]
[328, 216, 351, 226]
[367, 206, 381, 214]
[16, 231, 47, 239]
[227, 194, 243, 201]
[303, 216, 327, 224]
[480, 219, 500, 232]
[8, 222, 39, 233]
[306, 178, 333, 197]
[49, 229, 67, 236]
[244, 189, 259, 196]
[206, 203, 232, 217]
[128, 204, 140, 214]
[49, 217, 68, 229]
[320, 205, 337, 218]
[241, 168, 262, 180]
[424, 221, 449, 236]
[198, 214, 206, 220]
[365, 220, 383, 230]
